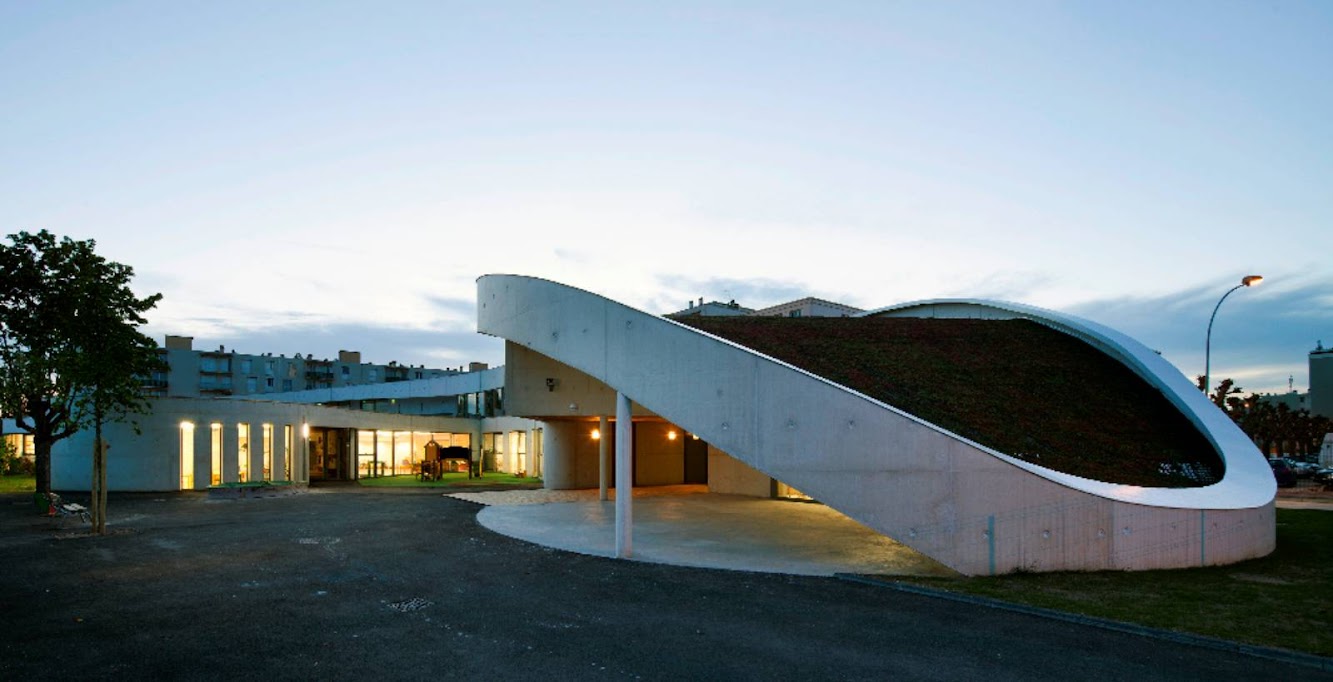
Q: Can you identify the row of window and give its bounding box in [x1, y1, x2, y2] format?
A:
[178, 422, 299, 489]
[197, 358, 429, 382]
[355, 430, 471, 478]
[3, 433, 35, 456]
[481, 429, 544, 477]
[457, 389, 504, 417]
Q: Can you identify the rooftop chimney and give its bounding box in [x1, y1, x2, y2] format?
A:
[164, 335, 193, 351]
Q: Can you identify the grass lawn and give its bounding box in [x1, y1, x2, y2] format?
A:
[894, 508, 1333, 657]
[0, 475, 36, 493]
[357, 472, 541, 489]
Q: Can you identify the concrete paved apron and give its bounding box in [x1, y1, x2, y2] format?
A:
[457, 488, 954, 577]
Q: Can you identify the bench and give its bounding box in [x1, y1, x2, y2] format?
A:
[43, 492, 90, 527]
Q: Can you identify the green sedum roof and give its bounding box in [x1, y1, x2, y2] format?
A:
[678, 316, 1222, 488]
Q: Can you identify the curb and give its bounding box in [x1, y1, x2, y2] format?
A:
[834, 573, 1333, 672]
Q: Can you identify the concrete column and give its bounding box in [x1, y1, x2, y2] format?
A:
[615, 393, 632, 558]
[539, 421, 577, 489]
[598, 415, 610, 501]
[222, 425, 238, 484]
[273, 427, 285, 482]
[299, 420, 310, 484]
[193, 424, 209, 490]
[529, 427, 540, 478]
[472, 423, 484, 475]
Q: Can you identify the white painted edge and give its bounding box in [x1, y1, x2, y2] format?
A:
[859, 299, 1275, 510]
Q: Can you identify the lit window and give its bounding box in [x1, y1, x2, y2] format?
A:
[262, 424, 273, 481]
[284, 425, 294, 482]
[210, 423, 223, 485]
[179, 422, 195, 490]
[237, 423, 251, 482]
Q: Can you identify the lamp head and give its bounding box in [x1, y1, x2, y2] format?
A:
[1241, 275, 1263, 287]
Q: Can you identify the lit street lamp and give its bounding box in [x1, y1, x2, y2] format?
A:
[1203, 274, 1263, 398]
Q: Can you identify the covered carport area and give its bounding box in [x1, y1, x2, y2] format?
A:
[481, 341, 951, 575]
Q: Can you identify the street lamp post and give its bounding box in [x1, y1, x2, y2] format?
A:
[1204, 274, 1263, 398]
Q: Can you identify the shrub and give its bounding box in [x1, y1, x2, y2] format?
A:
[0, 439, 34, 476]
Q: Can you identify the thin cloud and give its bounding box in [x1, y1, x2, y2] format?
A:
[941, 270, 1056, 303]
[654, 275, 811, 312]
[424, 295, 476, 319]
[1070, 274, 1332, 394]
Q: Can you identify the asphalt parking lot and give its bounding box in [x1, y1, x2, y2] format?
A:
[1, 487, 1324, 681]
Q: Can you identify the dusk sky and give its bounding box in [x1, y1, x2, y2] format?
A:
[2, 2, 1329, 395]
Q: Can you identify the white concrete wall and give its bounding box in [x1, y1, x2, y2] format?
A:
[477, 275, 1277, 575]
[707, 445, 771, 497]
[541, 420, 610, 489]
[503, 345, 656, 419]
[634, 422, 685, 486]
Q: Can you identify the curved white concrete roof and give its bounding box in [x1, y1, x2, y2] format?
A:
[858, 299, 1274, 509]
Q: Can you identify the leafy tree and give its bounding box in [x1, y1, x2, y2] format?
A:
[0, 231, 162, 527]
[1195, 375, 1243, 409]
[64, 254, 162, 532]
[1204, 376, 1333, 459]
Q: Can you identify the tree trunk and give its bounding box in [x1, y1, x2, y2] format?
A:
[91, 414, 107, 535]
[35, 436, 52, 495]
[97, 435, 107, 535]
[89, 436, 99, 531]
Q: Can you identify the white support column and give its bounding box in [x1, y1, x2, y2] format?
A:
[525, 426, 535, 479]
[598, 415, 610, 501]
[615, 393, 632, 558]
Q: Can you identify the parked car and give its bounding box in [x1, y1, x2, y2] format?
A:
[1314, 467, 1333, 486]
[1269, 458, 1298, 488]
[1291, 461, 1320, 478]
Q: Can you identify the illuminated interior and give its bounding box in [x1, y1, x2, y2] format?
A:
[354, 430, 472, 477]
[237, 423, 250, 482]
[284, 425, 293, 481]
[179, 422, 195, 490]
[775, 480, 812, 501]
[509, 431, 527, 475]
[210, 423, 223, 485]
[2, 433, 35, 457]
[261, 424, 273, 481]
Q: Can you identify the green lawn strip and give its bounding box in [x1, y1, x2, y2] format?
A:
[892, 509, 1333, 657]
[209, 480, 294, 489]
[0, 475, 36, 493]
[356, 473, 541, 488]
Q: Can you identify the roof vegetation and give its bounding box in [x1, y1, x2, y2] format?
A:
[677, 317, 1222, 488]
